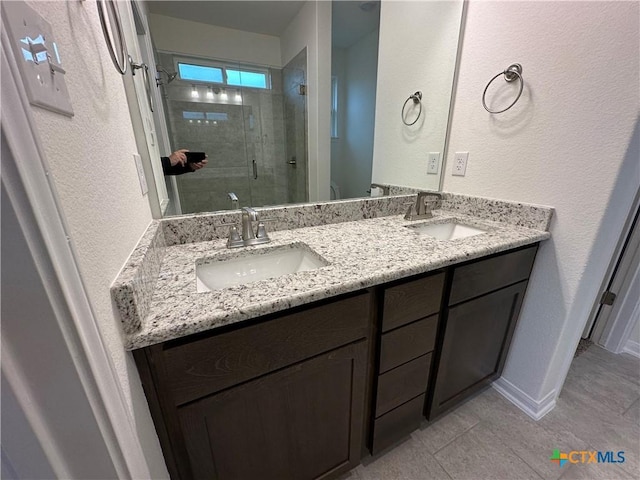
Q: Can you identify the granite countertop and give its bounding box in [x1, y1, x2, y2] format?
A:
[124, 210, 550, 350]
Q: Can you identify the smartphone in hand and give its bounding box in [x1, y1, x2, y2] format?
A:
[185, 151, 206, 163]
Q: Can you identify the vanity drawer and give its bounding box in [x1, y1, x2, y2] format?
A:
[375, 353, 431, 417]
[382, 272, 445, 332]
[449, 245, 538, 306]
[379, 315, 438, 373]
[162, 292, 371, 405]
[371, 394, 425, 454]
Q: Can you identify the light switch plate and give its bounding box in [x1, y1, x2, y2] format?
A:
[134, 154, 148, 195]
[427, 152, 440, 175]
[453, 152, 469, 176]
[2, 1, 74, 116]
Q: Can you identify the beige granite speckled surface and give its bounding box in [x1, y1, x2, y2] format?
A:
[120, 208, 551, 350]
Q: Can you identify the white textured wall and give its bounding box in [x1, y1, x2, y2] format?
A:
[281, 0, 331, 201]
[148, 13, 282, 67]
[331, 31, 379, 200]
[25, 1, 166, 477]
[443, 1, 639, 403]
[372, 0, 463, 190]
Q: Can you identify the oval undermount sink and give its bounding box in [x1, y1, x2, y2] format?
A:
[196, 244, 329, 292]
[408, 222, 488, 241]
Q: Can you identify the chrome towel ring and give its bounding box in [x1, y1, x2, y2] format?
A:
[401, 91, 422, 126]
[97, 0, 127, 75]
[482, 63, 524, 114]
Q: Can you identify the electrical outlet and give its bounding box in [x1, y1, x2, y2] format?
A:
[452, 152, 469, 176]
[427, 152, 440, 175]
[134, 153, 148, 195]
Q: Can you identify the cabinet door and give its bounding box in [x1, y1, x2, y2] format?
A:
[178, 341, 368, 480]
[429, 281, 527, 419]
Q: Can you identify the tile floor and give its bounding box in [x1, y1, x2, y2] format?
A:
[348, 345, 640, 480]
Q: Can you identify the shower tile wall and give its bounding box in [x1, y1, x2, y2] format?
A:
[282, 49, 308, 204]
[168, 99, 249, 212]
[159, 52, 291, 213]
[243, 70, 289, 208]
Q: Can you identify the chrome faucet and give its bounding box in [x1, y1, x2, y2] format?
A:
[226, 207, 271, 248]
[404, 191, 443, 220]
[370, 183, 390, 196]
[227, 192, 239, 209]
[241, 207, 258, 241]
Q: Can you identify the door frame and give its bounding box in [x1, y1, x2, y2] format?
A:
[587, 194, 640, 354]
[129, 0, 182, 216]
[1, 18, 151, 478]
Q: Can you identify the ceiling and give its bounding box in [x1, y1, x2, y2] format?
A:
[145, 1, 306, 37]
[332, 1, 380, 49]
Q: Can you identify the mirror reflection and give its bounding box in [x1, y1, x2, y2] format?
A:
[156, 49, 308, 213]
[330, 1, 380, 200]
[142, 0, 464, 216]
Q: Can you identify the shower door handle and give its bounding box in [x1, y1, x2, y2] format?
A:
[288, 156, 297, 166]
[252, 159, 258, 179]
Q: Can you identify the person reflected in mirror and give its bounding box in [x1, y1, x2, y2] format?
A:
[161, 149, 208, 175]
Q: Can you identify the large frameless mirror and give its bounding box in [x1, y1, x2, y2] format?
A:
[129, 0, 464, 217]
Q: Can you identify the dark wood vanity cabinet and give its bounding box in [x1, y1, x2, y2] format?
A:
[427, 245, 538, 420]
[134, 292, 373, 480]
[134, 244, 541, 478]
[178, 342, 366, 480]
[370, 272, 444, 454]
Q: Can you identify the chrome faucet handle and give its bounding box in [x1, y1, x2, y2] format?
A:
[404, 203, 418, 221]
[226, 225, 244, 248]
[256, 217, 277, 240]
[255, 222, 270, 242]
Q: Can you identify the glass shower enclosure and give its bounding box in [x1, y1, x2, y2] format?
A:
[158, 50, 308, 214]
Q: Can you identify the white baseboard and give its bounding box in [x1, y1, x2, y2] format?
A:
[492, 377, 556, 420]
[622, 340, 640, 358]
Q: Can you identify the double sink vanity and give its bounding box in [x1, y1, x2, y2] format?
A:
[112, 191, 553, 480]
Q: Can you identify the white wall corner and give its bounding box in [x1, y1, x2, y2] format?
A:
[279, 0, 331, 202]
[492, 377, 557, 421]
[622, 340, 640, 358]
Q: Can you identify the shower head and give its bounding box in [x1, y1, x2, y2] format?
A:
[359, 1, 378, 12]
[156, 66, 178, 84]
